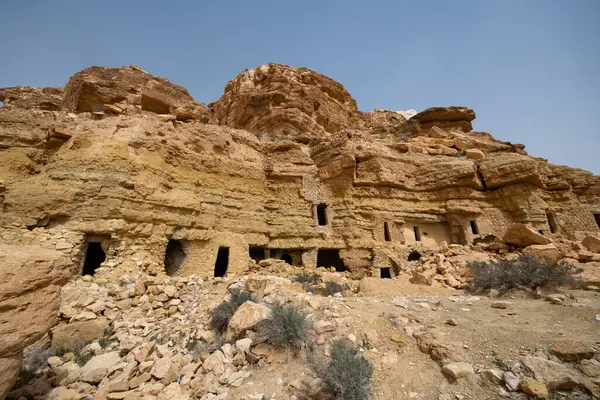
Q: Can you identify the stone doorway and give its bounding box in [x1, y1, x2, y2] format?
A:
[380, 267, 392, 279]
[317, 249, 346, 271]
[214, 247, 230, 277]
[164, 239, 186, 276]
[82, 242, 106, 276]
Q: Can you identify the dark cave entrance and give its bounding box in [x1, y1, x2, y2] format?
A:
[469, 220, 479, 235]
[249, 246, 266, 263]
[214, 247, 230, 277]
[384, 222, 391, 242]
[82, 242, 106, 276]
[546, 210, 558, 233]
[317, 249, 347, 271]
[594, 213, 600, 229]
[380, 267, 392, 279]
[408, 250, 422, 262]
[164, 239, 186, 276]
[280, 253, 293, 265]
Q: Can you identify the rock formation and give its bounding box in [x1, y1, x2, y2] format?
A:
[1, 62, 599, 283]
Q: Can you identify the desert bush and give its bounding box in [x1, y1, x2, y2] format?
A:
[308, 339, 374, 400]
[467, 254, 580, 293]
[15, 347, 53, 388]
[294, 272, 322, 285]
[211, 289, 255, 335]
[55, 343, 92, 366]
[323, 281, 345, 296]
[258, 303, 308, 349]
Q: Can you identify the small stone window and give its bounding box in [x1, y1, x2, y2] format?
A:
[380, 267, 392, 279]
[384, 222, 392, 242]
[408, 250, 422, 261]
[413, 226, 421, 242]
[317, 203, 328, 226]
[469, 220, 479, 235]
[280, 253, 293, 265]
[249, 246, 266, 263]
[317, 249, 346, 271]
[594, 213, 600, 229]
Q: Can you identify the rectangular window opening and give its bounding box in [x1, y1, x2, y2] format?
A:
[546, 211, 558, 233]
[164, 239, 186, 276]
[413, 226, 421, 242]
[317, 203, 328, 226]
[214, 247, 230, 277]
[380, 267, 392, 279]
[384, 222, 391, 242]
[469, 220, 479, 235]
[594, 213, 600, 229]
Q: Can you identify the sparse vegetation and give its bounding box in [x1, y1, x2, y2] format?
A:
[258, 303, 308, 350]
[55, 341, 93, 366]
[210, 289, 255, 335]
[323, 281, 345, 296]
[308, 339, 374, 400]
[294, 272, 322, 285]
[467, 254, 581, 293]
[15, 347, 53, 388]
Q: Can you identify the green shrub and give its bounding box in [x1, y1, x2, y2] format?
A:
[294, 272, 322, 285]
[467, 254, 581, 293]
[323, 281, 345, 296]
[211, 289, 255, 335]
[15, 347, 53, 388]
[308, 339, 374, 400]
[258, 303, 308, 349]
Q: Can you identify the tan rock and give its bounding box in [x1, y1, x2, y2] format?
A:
[582, 235, 600, 253]
[0, 245, 71, 400]
[549, 342, 596, 362]
[520, 377, 549, 399]
[51, 318, 109, 351]
[225, 301, 271, 341]
[521, 355, 578, 389]
[441, 362, 475, 380]
[77, 351, 121, 384]
[141, 79, 194, 115]
[524, 244, 562, 265]
[503, 224, 551, 247]
[464, 148, 485, 160]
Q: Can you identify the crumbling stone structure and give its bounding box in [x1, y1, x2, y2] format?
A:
[1, 63, 599, 280]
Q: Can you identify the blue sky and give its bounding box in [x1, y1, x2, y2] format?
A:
[1, 1, 599, 173]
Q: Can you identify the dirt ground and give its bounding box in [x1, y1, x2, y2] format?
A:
[229, 276, 600, 400]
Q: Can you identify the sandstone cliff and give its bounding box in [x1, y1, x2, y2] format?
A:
[1, 63, 599, 283]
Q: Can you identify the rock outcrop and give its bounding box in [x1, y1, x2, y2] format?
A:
[0, 245, 70, 399]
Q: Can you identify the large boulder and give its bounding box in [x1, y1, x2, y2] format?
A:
[582, 235, 600, 253]
[50, 318, 110, 351]
[411, 106, 476, 133]
[524, 244, 562, 265]
[521, 355, 579, 389]
[0, 245, 71, 400]
[503, 224, 551, 247]
[225, 301, 271, 341]
[140, 79, 195, 115]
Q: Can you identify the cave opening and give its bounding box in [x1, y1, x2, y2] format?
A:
[164, 239, 186, 276]
[214, 247, 230, 277]
[249, 246, 266, 263]
[317, 249, 347, 271]
[82, 242, 106, 276]
[317, 203, 328, 226]
[380, 267, 392, 279]
[408, 250, 422, 262]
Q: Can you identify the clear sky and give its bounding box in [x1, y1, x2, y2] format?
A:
[1, 1, 599, 173]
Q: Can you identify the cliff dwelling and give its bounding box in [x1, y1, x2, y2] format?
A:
[214, 247, 230, 277]
[82, 240, 106, 276]
[164, 239, 186, 276]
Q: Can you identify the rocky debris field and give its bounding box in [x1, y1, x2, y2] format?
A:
[7, 264, 600, 400]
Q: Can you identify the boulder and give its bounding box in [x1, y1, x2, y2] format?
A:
[524, 244, 562, 265]
[225, 301, 271, 341]
[50, 318, 110, 351]
[140, 79, 194, 115]
[582, 235, 600, 253]
[411, 106, 476, 132]
[550, 342, 596, 362]
[521, 355, 578, 389]
[503, 224, 551, 247]
[441, 362, 475, 380]
[77, 351, 121, 384]
[520, 377, 549, 399]
[0, 245, 71, 400]
[464, 148, 485, 160]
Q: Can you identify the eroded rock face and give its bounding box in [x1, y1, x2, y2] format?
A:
[0, 86, 63, 111]
[210, 63, 363, 139]
[411, 106, 476, 133]
[0, 245, 71, 399]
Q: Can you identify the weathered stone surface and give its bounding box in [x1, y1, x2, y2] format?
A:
[140, 79, 194, 115]
[503, 224, 551, 247]
[226, 301, 271, 341]
[549, 342, 596, 362]
[521, 355, 578, 389]
[0, 245, 70, 400]
[464, 148, 485, 160]
[524, 244, 562, 265]
[0, 86, 63, 111]
[50, 318, 110, 351]
[441, 362, 474, 380]
[411, 106, 476, 133]
[520, 377, 549, 399]
[582, 235, 600, 253]
[77, 351, 121, 384]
